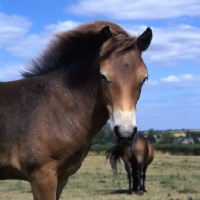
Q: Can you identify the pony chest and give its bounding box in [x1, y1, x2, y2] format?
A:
[57, 142, 91, 178]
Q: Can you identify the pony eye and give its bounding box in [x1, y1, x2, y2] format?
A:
[139, 77, 148, 87]
[143, 77, 148, 83]
[100, 74, 107, 81]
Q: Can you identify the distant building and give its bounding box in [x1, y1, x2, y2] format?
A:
[173, 137, 194, 144]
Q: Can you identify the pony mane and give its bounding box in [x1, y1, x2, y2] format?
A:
[22, 20, 137, 80]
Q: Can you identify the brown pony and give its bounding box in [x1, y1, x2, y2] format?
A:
[0, 20, 152, 200]
[106, 133, 154, 195]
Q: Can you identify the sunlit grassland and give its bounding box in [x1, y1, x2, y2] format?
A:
[0, 153, 200, 200]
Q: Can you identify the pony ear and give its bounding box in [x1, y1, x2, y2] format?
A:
[99, 26, 112, 44]
[136, 27, 152, 52]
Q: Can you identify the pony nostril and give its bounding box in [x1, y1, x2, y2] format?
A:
[114, 125, 120, 139]
[133, 127, 137, 135]
[130, 126, 137, 140]
[114, 126, 137, 145]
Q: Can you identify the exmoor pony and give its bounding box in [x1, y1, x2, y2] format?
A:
[106, 133, 154, 195]
[0, 21, 152, 200]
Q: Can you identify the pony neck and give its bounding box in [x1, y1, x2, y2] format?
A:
[48, 72, 109, 143]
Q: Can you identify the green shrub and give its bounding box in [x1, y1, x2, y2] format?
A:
[153, 143, 200, 155]
[90, 143, 114, 152]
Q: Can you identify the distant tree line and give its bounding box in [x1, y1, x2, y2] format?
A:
[145, 129, 200, 144]
[90, 123, 200, 155]
[91, 123, 115, 152]
[153, 143, 200, 155]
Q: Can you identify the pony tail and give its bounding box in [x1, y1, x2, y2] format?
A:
[105, 145, 124, 174]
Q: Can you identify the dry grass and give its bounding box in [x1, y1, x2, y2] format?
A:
[0, 154, 200, 200]
[174, 132, 186, 137]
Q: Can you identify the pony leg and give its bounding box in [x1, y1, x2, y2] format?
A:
[132, 169, 138, 192]
[137, 163, 144, 195]
[142, 167, 147, 192]
[30, 166, 57, 200]
[56, 179, 68, 200]
[124, 162, 132, 194]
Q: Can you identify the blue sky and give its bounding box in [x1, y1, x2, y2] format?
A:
[0, 0, 200, 130]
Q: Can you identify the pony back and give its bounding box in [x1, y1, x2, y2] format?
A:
[131, 133, 154, 166]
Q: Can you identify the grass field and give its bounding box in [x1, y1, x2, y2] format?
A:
[0, 153, 200, 200]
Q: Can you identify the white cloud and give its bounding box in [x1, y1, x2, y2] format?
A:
[0, 12, 80, 59]
[161, 75, 181, 83]
[0, 12, 46, 58]
[147, 80, 159, 86]
[0, 12, 80, 81]
[45, 20, 79, 34]
[161, 74, 200, 83]
[4, 34, 49, 58]
[125, 24, 200, 65]
[1, 10, 200, 67]
[66, 0, 200, 20]
[0, 12, 31, 47]
[0, 62, 24, 81]
[65, 2, 200, 66]
[1, 10, 200, 83]
[138, 76, 200, 130]
[140, 74, 200, 95]
[6, 20, 79, 58]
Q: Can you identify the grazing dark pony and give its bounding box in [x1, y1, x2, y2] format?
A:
[106, 133, 154, 195]
[0, 20, 152, 200]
